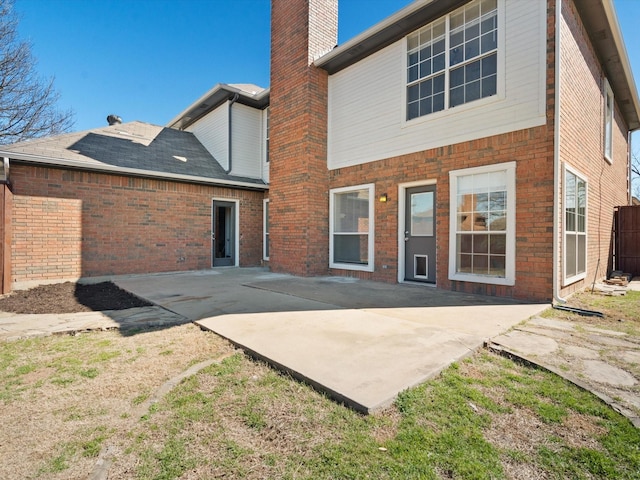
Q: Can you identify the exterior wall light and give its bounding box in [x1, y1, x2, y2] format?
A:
[379, 193, 388, 202]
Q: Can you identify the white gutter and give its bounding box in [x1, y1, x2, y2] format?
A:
[0, 151, 268, 191]
[553, 0, 566, 304]
[315, 0, 434, 67]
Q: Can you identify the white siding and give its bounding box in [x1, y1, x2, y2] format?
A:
[186, 104, 229, 171]
[230, 104, 263, 179]
[327, 0, 547, 170]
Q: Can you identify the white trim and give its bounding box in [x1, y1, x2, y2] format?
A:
[263, 198, 270, 261]
[553, 0, 565, 303]
[562, 165, 588, 285]
[448, 161, 516, 286]
[414, 254, 429, 279]
[329, 183, 375, 272]
[604, 77, 614, 164]
[262, 107, 270, 183]
[397, 179, 437, 283]
[211, 197, 240, 268]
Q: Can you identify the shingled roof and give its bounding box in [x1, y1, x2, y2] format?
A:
[0, 121, 267, 190]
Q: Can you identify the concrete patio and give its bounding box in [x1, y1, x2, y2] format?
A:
[113, 268, 547, 413]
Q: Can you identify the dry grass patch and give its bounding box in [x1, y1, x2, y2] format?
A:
[0, 324, 233, 480]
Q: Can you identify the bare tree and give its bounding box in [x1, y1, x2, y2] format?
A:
[0, 0, 73, 145]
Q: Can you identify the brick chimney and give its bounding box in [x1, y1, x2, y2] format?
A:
[268, 0, 338, 276]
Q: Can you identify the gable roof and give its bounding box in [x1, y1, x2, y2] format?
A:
[168, 83, 269, 130]
[315, 0, 640, 131]
[0, 121, 267, 190]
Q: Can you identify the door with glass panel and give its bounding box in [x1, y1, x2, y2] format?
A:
[404, 185, 436, 282]
[212, 200, 235, 267]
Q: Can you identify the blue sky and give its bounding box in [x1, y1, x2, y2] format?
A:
[13, 0, 640, 151]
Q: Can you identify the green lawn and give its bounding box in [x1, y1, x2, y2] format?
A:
[120, 351, 640, 480]
[1, 291, 639, 479]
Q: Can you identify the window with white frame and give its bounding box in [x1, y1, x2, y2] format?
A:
[604, 79, 613, 162]
[263, 199, 269, 260]
[330, 184, 374, 272]
[449, 161, 515, 285]
[564, 168, 587, 283]
[407, 0, 498, 120]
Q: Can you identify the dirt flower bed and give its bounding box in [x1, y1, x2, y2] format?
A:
[0, 282, 152, 314]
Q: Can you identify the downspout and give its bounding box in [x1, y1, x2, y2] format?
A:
[227, 93, 240, 174]
[1, 157, 11, 294]
[553, 0, 567, 304]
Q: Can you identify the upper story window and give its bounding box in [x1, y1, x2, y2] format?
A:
[604, 79, 613, 162]
[407, 0, 498, 121]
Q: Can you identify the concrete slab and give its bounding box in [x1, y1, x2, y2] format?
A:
[197, 307, 527, 413]
[491, 330, 559, 356]
[582, 360, 637, 387]
[111, 267, 546, 413]
[0, 306, 186, 341]
[628, 278, 640, 291]
[113, 269, 340, 320]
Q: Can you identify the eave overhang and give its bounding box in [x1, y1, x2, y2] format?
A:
[0, 151, 268, 191]
[576, 0, 640, 131]
[314, 0, 468, 74]
[167, 84, 270, 131]
[316, 0, 639, 132]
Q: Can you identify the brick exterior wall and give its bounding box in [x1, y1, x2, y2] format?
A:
[267, 0, 557, 301]
[268, 0, 337, 276]
[9, 164, 265, 286]
[558, 0, 631, 298]
[328, 126, 556, 301]
[265, 0, 631, 302]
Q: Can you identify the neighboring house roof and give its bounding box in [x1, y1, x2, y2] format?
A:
[314, 0, 640, 131]
[0, 121, 267, 190]
[168, 83, 270, 130]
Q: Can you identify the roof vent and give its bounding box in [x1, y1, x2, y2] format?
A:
[107, 114, 122, 125]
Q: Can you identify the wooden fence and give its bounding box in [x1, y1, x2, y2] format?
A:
[613, 205, 640, 277]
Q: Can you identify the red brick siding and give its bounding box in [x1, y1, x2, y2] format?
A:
[10, 164, 265, 285]
[268, 0, 337, 276]
[329, 126, 556, 301]
[558, 0, 630, 297]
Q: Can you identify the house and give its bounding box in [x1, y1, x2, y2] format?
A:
[0, 117, 268, 291]
[0, 0, 638, 302]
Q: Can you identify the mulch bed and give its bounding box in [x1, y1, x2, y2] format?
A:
[0, 282, 153, 314]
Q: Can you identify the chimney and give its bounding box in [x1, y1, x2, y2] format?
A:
[107, 114, 122, 126]
[268, 0, 338, 276]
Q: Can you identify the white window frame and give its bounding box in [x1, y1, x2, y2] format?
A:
[263, 198, 269, 261]
[563, 166, 588, 285]
[448, 161, 516, 286]
[329, 183, 375, 272]
[604, 78, 614, 163]
[405, 0, 500, 122]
